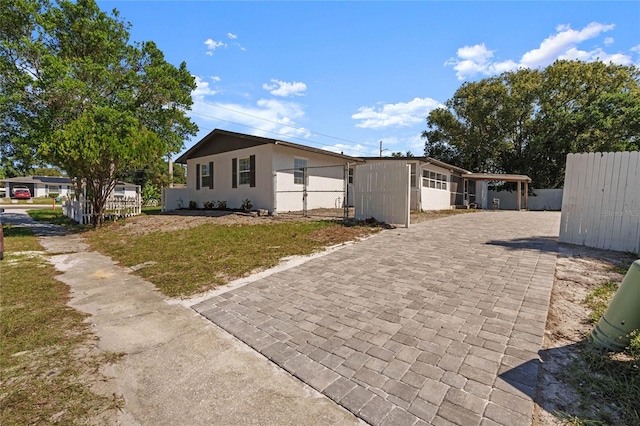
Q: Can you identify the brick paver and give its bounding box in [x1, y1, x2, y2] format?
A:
[194, 211, 560, 425]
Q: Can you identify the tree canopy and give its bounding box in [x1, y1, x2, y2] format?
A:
[423, 60, 640, 188]
[1, 0, 197, 222]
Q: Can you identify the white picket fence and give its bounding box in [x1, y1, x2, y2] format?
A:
[354, 162, 410, 227]
[64, 195, 142, 224]
[559, 151, 640, 254]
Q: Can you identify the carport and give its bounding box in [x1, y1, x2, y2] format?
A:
[466, 173, 532, 210]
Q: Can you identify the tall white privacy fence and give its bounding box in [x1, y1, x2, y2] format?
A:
[559, 151, 640, 254]
[354, 162, 410, 227]
[64, 195, 141, 224]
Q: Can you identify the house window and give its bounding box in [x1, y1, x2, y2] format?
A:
[348, 167, 354, 184]
[45, 184, 62, 196]
[201, 163, 211, 188]
[114, 186, 125, 197]
[239, 157, 251, 185]
[294, 158, 307, 185]
[423, 170, 448, 191]
[410, 163, 417, 188]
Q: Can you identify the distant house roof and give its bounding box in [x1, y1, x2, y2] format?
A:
[176, 129, 362, 164]
[0, 176, 138, 188]
[360, 156, 471, 175]
[1, 175, 71, 185]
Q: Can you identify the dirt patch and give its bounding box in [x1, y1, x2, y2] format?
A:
[533, 244, 637, 425]
[116, 208, 475, 237]
[114, 208, 350, 236]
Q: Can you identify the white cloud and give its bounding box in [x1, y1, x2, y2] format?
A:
[262, 79, 307, 97]
[457, 43, 494, 61]
[446, 22, 632, 80]
[204, 38, 226, 56]
[446, 44, 519, 79]
[560, 47, 633, 65]
[191, 97, 310, 139]
[519, 22, 615, 67]
[192, 75, 219, 99]
[320, 143, 376, 157]
[227, 33, 238, 40]
[631, 45, 640, 53]
[352, 97, 443, 129]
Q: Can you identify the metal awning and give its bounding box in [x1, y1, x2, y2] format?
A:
[465, 173, 531, 183]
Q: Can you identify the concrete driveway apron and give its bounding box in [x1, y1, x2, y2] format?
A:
[195, 211, 561, 426]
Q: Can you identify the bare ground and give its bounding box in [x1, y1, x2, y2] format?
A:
[118, 208, 353, 236]
[63, 208, 639, 424]
[533, 243, 637, 425]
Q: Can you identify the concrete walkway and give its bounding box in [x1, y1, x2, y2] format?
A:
[194, 211, 561, 426]
[3, 210, 360, 425]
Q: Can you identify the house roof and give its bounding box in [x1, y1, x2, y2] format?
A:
[465, 173, 532, 183]
[360, 156, 471, 175]
[175, 129, 363, 164]
[1, 175, 71, 185]
[0, 176, 138, 187]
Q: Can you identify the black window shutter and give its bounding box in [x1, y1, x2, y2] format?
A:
[232, 158, 237, 188]
[249, 155, 256, 187]
[196, 164, 201, 190]
[209, 161, 214, 189]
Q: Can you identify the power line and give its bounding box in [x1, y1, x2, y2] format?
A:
[188, 109, 378, 156]
[191, 99, 382, 151]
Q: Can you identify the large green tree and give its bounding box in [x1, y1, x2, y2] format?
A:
[423, 61, 640, 188]
[1, 0, 197, 223]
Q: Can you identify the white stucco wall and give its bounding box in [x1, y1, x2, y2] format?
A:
[419, 164, 452, 210]
[33, 184, 74, 198]
[488, 188, 563, 210]
[273, 146, 350, 213]
[185, 144, 274, 211]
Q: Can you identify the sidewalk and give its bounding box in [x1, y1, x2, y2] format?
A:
[4, 211, 360, 425]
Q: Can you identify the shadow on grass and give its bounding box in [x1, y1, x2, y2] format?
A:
[2, 225, 36, 238]
[499, 339, 640, 425]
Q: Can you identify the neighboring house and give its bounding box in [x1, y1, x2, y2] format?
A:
[165, 129, 361, 213]
[360, 157, 478, 210]
[1, 176, 138, 199]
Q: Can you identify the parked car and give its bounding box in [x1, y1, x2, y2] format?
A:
[12, 187, 31, 199]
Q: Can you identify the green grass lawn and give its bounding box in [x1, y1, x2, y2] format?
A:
[0, 224, 122, 424]
[27, 208, 80, 228]
[1, 197, 62, 205]
[85, 220, 373, 297]
[560, 270, 640, 425]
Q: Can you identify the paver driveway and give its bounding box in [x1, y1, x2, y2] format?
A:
[194, 211, 561, 426]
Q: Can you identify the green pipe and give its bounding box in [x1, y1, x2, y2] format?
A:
[590, 260, 640, 351]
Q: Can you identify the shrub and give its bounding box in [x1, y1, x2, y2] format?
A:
[203, 201, 215, 210]
[188, 200, 197, 209]
[141, 182, 160, 204]
[216, 200, 227, 210]
[241, 199, 253, 211]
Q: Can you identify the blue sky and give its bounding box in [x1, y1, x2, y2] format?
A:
[98, 1, 640, 158]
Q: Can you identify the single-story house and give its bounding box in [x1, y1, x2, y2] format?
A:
[1, 176, 139, 199]
[165, 129, 362, 213]
[164, 129, 533, 215]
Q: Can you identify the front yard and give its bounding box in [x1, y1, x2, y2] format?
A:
[0, 225, 122, 425]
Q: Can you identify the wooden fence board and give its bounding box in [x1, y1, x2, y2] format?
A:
[560, 151, 640, 254]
